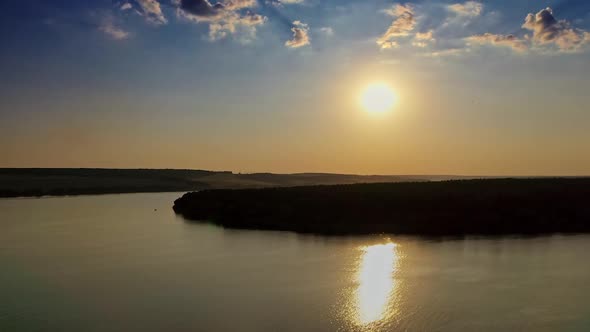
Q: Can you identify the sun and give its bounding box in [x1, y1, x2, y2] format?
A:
[359, 82, 397, 113]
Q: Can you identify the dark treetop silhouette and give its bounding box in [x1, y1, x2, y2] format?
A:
[0, 168, 452, 197]
[173, 178, 590, 236]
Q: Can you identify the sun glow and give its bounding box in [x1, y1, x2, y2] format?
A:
[360, 82, 397, 113]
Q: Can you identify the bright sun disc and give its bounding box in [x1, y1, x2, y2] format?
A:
[360, 83, 397, 113]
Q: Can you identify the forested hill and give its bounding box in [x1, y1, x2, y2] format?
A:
[173, 178, 590, 236]
[0, 168, 453, 197]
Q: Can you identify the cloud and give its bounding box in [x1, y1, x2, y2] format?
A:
[447, 1, 483, 17]
[224, 0, 258, 10]
[377, 4, 415, 49]
[100, 18, 130, 40]
[207, 15, 265, 40]
[522, 7, 590, 52]
[319, 27, 334, 36]
[177, 0, 256, 17]
[466, 33, 527, 52]
[424, 48, 465, 57]
[285, 20, 310, 48]
[136, 0, 167, 25]
[465, 7, 590, 54]
[120, 3, 133, 11]
[412, 30, 434, 48]
[442, 1, 484, 28]
[176, 0, 223, 18]
[266, 0, 304, 7]
[415, 30, 434, 41]
[176, 0, 266, 41]
[272, 0, 304, 5]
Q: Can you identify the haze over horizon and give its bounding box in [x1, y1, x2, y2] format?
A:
[2, 0, 590, 175]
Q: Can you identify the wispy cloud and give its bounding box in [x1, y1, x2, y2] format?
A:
[447, 1, 483, 17]
[99, 17, 130, 40]
[442, 1, 484, 29]
[377, 4, 416, 49]
[319, 27, 334, 36]
[175, 0, 266, 41]
[270, 0, 304, 5]
[120, 3, 133, 11]
[285, 20, 310, 48]
[412, 30, 435, 48]
[415, 30, 434, 41]
[466, 33, 527, 52]
[423, 48, 466, 57]
[136, 0, 167, 25]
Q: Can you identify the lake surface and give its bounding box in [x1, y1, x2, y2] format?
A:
[1, 193, 590, 331]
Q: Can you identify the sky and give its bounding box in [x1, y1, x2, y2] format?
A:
[1, 0, 590, 175]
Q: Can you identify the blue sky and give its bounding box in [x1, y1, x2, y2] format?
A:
[1, 0, 590, 174]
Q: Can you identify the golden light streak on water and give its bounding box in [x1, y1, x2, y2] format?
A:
[354, 242, 400, 326]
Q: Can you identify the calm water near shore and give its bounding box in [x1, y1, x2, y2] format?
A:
[1, 193, 590, 331]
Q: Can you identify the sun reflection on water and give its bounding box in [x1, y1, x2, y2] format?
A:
[354, 242, 400, 326]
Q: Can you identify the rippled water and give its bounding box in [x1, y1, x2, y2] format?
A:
[1, 193, 590, 331]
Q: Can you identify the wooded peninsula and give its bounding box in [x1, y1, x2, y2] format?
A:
[173, 178, 590, 236]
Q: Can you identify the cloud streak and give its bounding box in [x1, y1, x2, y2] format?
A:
[136, 0, 168, 25]
[269, 0, 304, 5]
[466, 33, 527, 52]
[319, 27, 333, 36]
[412, 30, 435, 48]
[377, 4, 415, 49]
[120, 3, 133, 11]
[447, 1, 483, 17]
[100, 18, 130, 40]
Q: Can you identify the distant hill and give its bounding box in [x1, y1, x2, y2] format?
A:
[0, 168, 468, 197]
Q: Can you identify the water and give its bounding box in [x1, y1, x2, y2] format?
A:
[1, 193, 589, 331]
